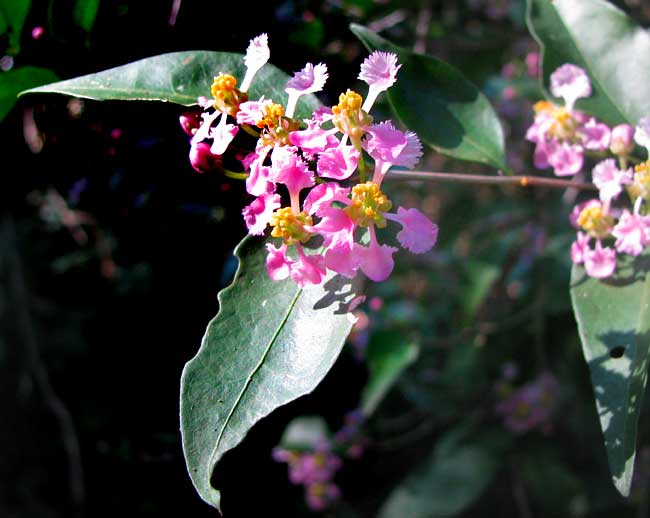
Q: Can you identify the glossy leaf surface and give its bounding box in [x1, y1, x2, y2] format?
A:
[570, 251, 650, 496]
[351, 24, 508, 172]
[180, 237, 358, 511]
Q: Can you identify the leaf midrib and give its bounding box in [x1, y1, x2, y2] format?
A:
[208, 284, 303, 470]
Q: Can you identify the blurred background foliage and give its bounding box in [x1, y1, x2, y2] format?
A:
[4, 0, 650, 516]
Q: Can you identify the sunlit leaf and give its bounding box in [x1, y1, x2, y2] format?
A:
[570, 251, 650, 496]
[180, 237, 359, 511]
[20, 51, 320, 120]
[350, 24, 509, 172]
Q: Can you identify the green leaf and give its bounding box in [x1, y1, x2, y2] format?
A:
[73, 0, 100, 33]
[20, 51, 321, 119]
[0, 0, 31, 52]
[526, 0, 650, 126]
[0, 66, 59, 122]
[379, 427, 508, 518]
[350, 24, 509, 172]
[570, 251, 650, 496]
[360, 330, 418, 417]
[180, 237, 358, 511]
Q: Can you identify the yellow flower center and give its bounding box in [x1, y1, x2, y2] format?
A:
[344, 182, 392, 228]
[270, 207, 314, 244]
[534, 100, 578, 141]
[629, 161, 650, 201]
[256, 102, 285, 129]
[210, 73, 247, 117]
[332, 90, 372, 141]
[577, 204, 613, 238]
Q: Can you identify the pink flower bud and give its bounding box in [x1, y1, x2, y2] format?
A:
[610, 124, 635, 156]
[189, 142, 221, 173]
[31, 26, 45, 40]
[179, 111, 202, 137]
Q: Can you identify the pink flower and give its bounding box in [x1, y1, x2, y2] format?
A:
[240, 33, 270, 92]
[305, 482, 341, 512]
[266, 242, 292, 280]
[209, 113, 239, 155]
[323, 238, 362, 278]
[547, 141, 583, 176]
[269, 146, 314, 196]
[612, 210, 650, 256]
[550, 64, 591, 112]
[570, 199, 600, 228]
[570, 231, 590, 264]
[525, 52, 539, 78]
[317, 144, 360, 180]
[365, 122, 422, 180]
[245, 146, 274, 196]
[359, 51, 401, 111]
[290, 247, 327, 287]
[288, 125, 338, 154]
[580, 118, 611, 151]
[242, 193, 281, 235]
[285, 63, 329, 118]
[386, 207, 439, 253]
[584, 241, 616, 278]
[303, 183, 351, 216]
[357, 229, 398, 282]
[236, 97, 272, 125]
[592, 159, 632, 202]
[189, 142, 221, 173]
[610, 124, 635, 156]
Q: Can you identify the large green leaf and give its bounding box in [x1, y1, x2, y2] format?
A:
[527, 0, 650, 126]
[570, 251, 650, 496]
[180, 237, 358, 511]
[379, 426, 508, 518]
[360, 330, 418, 417]
[20, 51, 320, 119]
[350, 24, 509, 172]
[0, 66, 59, 122]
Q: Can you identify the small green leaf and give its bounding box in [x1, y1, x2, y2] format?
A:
[279, 416, 331, 451]
[180, 237, 358, 511]
[0, 0, 31, 52]
[527, 0, 650, 126]
[0, 66, 59, 122]
[360, 330, 418, 417]
[379, 427, 508, 518]
[73, 0, 100, 33]
[20, 51, 320, 119]
[350, 24, 509, 172]
[570, 251, 650, 496]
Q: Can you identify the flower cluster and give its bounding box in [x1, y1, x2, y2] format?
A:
[527, 63, 650, 279]
[495, 369, 559, 435]
[272, 410, 366, 512]
[183, 34, 438, 287]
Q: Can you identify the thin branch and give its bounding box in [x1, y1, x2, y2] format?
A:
[4, 216, 85, 511]
[386, 170, 598, 191]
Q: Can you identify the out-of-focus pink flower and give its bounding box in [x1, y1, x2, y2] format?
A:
[636, 117, 650, 156]
[570, 231, 590, 264]
[612, 210, 650, 256]
[592, 159, 632, 202]
[525, 52, 539, 77]
[305, 482, 341, 512]
[580, 118, 611, 151]
[584, 240, 617, 278]
[550, 64, 591, 112]
[387, 207, 439, 253]
[610, 124, 635, 156]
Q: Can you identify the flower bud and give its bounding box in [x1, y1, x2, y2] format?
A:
[179, 111, 202, 137]
[189, 142, 221, 173]
[610, 124, 635, 156]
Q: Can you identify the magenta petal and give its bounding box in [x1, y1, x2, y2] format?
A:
[266, 243, 293, 280]
[570, 232, 590, 264]
[612, 211, 650, 256]
[324, 238, 362, 278]
[389, 207, 438, 253]
[290, 251, 326, 287]
[270, 146, 314, 196]
[317, 144, 360, 180]
[584, 241, 616, 279]
[303, 182, 351, 216]
[580, 118, 611, 151]
[358, 240, 397, 282]
[548, 141, 583, 176]
[242, 193, 281, 235]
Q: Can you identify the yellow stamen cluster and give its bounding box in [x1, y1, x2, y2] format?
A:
[629, 161, 650, 201]
[331, 90, 372, 141]
[210, 73, 247, 117]
[577, 204, 614, 238]
[533, 100, 578, 141]
[344, 181, 392, 228]
[270, 207, 314, 244]
[256, 103, 285, 129]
